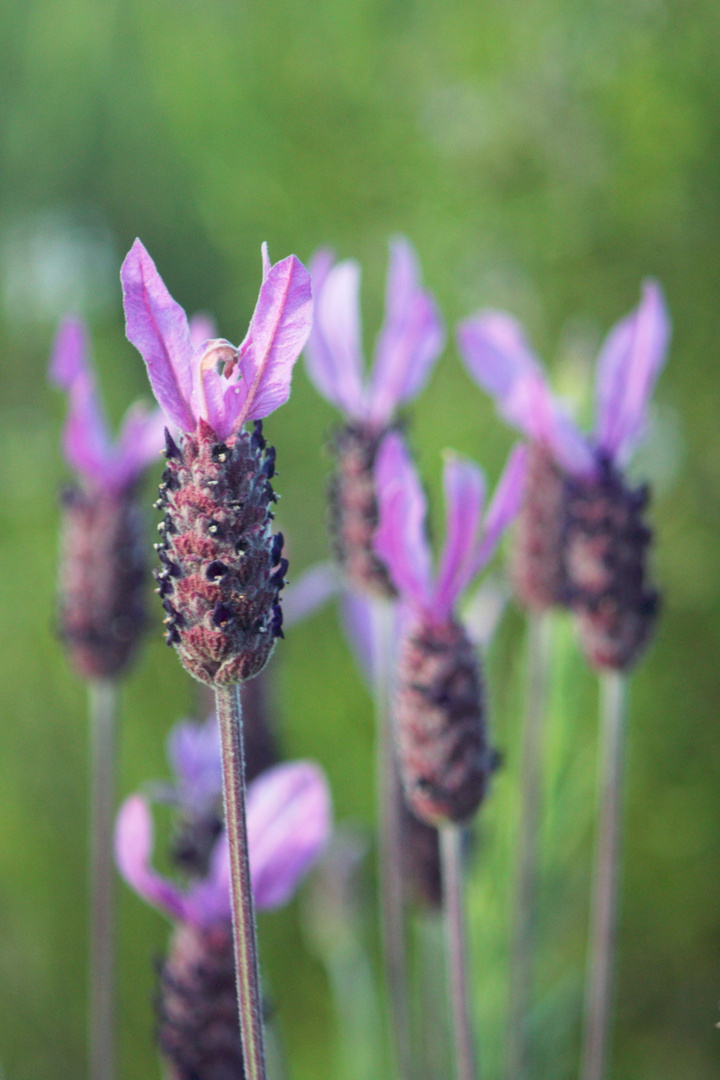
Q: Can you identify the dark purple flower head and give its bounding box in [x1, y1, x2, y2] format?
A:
[456, 281, 670, 476]
[121, 240, 312, 439]
[115, 759, 332, 926]
[373, 432, 527, 623]
[305, 238, 445, 429]
[49, 317, 166, 493]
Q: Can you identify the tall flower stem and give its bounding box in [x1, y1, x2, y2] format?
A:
[215, 683, 267, 1080]
[441, 824, 478, 1080]
[88, 679, 118, 1080]
[507, 612, 552, 1080]
[579, 672, 627, 1080]
[371, 598, 412, 1080]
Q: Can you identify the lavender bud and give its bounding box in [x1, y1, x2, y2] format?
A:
[57, 487, 147, 680]
[562, 459, 660, 671]
[155, 420, 286, 686]
[157, 922, 245, 1080]
[394, 617, 494, 826]
[328, 423, 396, 598]
[511, 442, 567, 611]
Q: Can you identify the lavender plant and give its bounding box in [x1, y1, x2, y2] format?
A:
[121, 238, 312, 1080]
[50, 316, 166, 1080]
[457, 283, 671, 1080]
[116, 738, 331, 1080]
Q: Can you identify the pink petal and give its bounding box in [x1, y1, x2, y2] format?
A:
[188, 312, 218, 351]
[121, 239, 196, 432]
[114, 795, 187, 922]
[247, 761, 332, 910]
[472, 443, 528, 572]
[373, 432, 433, 607]
[432, 453, 486, 618]
[166, 715, 223, 809]
[185, 835, 232, 926]
[283, 561, 341, 629]
[457, 311, 595, 474]
[234, 253, 313, 427]
[366, 237, 445, 426]
[49, 318, 114, 486]
[187, 340, 239, 439]
[113, 403, 167, 489]
[304, 255, 366, 418]
[594, 280, 671, 463]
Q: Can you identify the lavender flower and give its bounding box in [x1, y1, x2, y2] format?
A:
[121, 240, 312, 685]
[373, 432, 526, 825]
[305, 239, 444, 596]
[116, 759, 331, 1080]
[49, 318, 166, 679]
[457, 284, 671, 669]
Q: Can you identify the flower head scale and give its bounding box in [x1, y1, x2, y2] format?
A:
[116, 760, 332, 926]
[305, 237, 445, 428]
[373, 432, 527, 624]
[121, 240, 312, 440]
[49, 317, 166, 493]
[456, 280, 670, 476]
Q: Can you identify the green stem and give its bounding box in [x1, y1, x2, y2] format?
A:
[441, 824, 478, 1080]
[88, 679, 118, 1080]
[507, 612, 552, 1080]
[579, 671, 628, 1080]
[215, 683, 267, 1080]
[372, 598, 412, 1080]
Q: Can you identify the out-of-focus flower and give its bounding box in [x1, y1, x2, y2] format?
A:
[373, 432, 525, 825]
[116, 759, 331, 1080]
[457, 285, 671, 669]
[304, 239, 445, 597]
[121, 240, 313, 684]
[49, 318, 166, 679]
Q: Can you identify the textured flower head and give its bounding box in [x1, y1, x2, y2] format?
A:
[116, 760, 332, 925]
[456, 282, 670, 476]
[121, 240, 312, 439]
[373, 432, 527, 623]
[304, 237, 445, 428]
[49, 317, 166, 492]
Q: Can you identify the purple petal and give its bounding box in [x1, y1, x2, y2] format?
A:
[594, 280, 671, 463]
[457, 311, 595, 474]
[49, 318, 115, 486]
[114, 795, 187, 922]
[283, 561, 341, 629]
[366, 238, 445, 426]
[261, 242, 271, 282]
[472, 443, 528, 572]
[233, 254, 313, 427]
[121, 239, 196, 432]
[246, 761, 332, 910]
[166, 715, 222, 810]
[188, 339, 240, 439]
[189, 312, 218, 351]
[112, 403, 167, 489]
[432, 453, 486, 618]
[184, 834, 232, 927]
[373, 432, 433, 606]
[304, 255, 366, 417]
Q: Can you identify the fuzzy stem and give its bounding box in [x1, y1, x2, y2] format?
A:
[372, 598, 413, 1080]
[506, 612, 552, 1080]
[441, 824, 478, 1080]
[579, 671, 627, 1080]
[215, 683, 267, 1080]
[88, 679, 118, 1080]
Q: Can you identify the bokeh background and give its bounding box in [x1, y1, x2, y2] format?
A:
[1, 0, 719, 1077]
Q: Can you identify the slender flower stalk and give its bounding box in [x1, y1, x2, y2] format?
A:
[87, 679, 118, 1080]
[441, 826, 478, 1080]
[371, 598, 413, 1080]
[506, 612, 552, 1080]
[121, 238, 312, 1078]
[215, 684, 266, 1080]
[49, 316, 166, 1080]
[580, 672, 627, 1080]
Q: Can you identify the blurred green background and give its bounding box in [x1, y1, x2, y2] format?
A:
[1, 0, 719, 1077]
